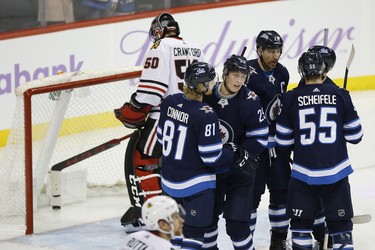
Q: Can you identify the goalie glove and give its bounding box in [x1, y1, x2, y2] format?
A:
[114, 93, 152, 129]
[223, 142, 259, 175]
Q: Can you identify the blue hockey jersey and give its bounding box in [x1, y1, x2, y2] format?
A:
[275, 83, 364, 185]
[203, 84, 269, 155]
[157, 93, 235, 198]
[246, 59, 290, 147]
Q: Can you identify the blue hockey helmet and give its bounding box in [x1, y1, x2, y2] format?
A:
[307, 45, 336, 73]
[298, 51, 325, 78]
[223, 54, 250, 75]
[184, 62, 216, 90]
[149, 13, 180, 43]
[256, 30, 283, 51]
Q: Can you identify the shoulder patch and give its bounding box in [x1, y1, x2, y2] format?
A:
[247, 91, 258, 100]
[151, 40, 161, 50]
[249, 66, 258, 75]
[200, 105, 214, 114]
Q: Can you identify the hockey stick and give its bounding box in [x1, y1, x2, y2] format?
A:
[352, 213, 372, 224]
[240, 46, 247, 57]
[50, 132, 133, 209]
[323, 28, 329, 46]
[343, 44, 355, 89]
[322, 214, 372, 250]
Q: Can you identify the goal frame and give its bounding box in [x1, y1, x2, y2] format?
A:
[22, 70, 141, 234]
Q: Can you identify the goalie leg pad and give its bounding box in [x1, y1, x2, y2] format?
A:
[137, 118, 162, 158]
[122, 129, 162, 229]
[124, 130, 146, 209]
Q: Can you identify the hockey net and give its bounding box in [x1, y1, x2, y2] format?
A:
[0, 67, 141, 235]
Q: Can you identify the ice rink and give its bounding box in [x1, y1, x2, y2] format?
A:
[0, 90, 374, 250]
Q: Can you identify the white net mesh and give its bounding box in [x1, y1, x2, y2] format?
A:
[0, 67, 141, 234]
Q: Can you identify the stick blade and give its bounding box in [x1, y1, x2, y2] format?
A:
[346, 44, 355, 69]
[352, 214, 372, 224]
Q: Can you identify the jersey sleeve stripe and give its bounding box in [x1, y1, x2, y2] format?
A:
[275, 136, 294, 147]
[139, 79, 168, 88]
[161, 174, 216, 198]
[276, 123, 293, 134]
[198, 143, 222, 153]
[344, 128, 364, 141]
[343, 118, 361, 129]
[246, 127, 269, 137]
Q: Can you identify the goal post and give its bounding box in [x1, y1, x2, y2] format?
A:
[0, 67, 141, 235]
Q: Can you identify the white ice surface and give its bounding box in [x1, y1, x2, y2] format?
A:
[0, 90, 374, 250]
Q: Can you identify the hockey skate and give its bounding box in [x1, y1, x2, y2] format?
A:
[270, 230, 288, 250]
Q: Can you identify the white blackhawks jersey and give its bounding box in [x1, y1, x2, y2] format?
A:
[122, 230, 175, 250]
[135, 36, 206, 119]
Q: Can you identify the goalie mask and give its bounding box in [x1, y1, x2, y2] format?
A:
[298, 51, 325, 78]
[142, 196, 184, 234]
[149, 12, 180, 43]
[307, 45, 336, 73]
[184, 62, 216, 90]
[256, 30, 283, 52]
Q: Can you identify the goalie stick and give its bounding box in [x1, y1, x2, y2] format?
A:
[50, 133, 133, 209]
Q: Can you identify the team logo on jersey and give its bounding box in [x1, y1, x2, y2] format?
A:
[199, 105, 214, 113]
[151, 40, 161, 50]
[219, 119, 234, 143]
[218, 98, 228, 108]
[265, 94, 282, 125]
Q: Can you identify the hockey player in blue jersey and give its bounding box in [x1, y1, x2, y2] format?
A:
[276, 51, 363, 250]
[202, 54, 268, 250]
[157, 62, 257, 249]
[298, 45, 337, 87]
[246, 30, 291, 249]
[297, 45, 338, 249]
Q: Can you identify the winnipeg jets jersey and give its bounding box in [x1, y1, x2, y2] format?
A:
[298, 75, 336, 87]
[203, 84, 269, 155]
[157, 93, 234, 198]
[246, 59, 289, 147]
[135, 37, 206, 120]
[275, 84, 364, 185]
[122, 230, 174, 250]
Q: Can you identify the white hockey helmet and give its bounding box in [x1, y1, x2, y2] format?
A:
[141, 195, 180, 233]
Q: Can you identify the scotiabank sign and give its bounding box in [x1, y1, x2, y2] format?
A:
[0, 0, 373, 129]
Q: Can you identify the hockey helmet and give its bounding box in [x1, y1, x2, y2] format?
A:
[223, 54, 250, 76]
[256, 30, 283, 51]
[307, 45, 336, 73]
[298, 51, 325, 78]
[149, 12, 180, 43]
[142, 196, 181, 233]
[184, 62, 216, 90]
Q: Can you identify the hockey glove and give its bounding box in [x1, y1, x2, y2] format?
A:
[223, 142, 259, 175]
[114, 93, 152, 129]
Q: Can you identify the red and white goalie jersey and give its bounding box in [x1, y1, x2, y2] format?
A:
[122, 230, 175, 250]
[135, 37, 206, 120]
